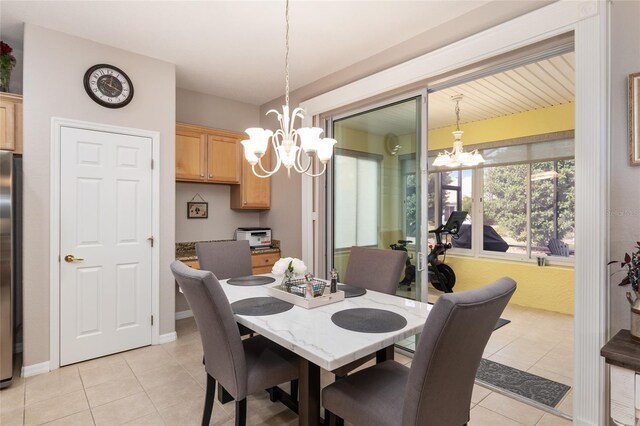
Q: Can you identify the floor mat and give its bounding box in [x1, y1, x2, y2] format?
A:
[475, 358, 571, 407]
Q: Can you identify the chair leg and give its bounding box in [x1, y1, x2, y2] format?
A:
[325, 409, 343, 426]
[202, 374, 216, 426]
[235, 399, 247, 426]
[290, 379, 298, 402]
[267, 387, 277, 402]
[218, 383, 234, 404]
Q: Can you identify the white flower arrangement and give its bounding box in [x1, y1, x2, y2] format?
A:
[272, 257, 307, 277]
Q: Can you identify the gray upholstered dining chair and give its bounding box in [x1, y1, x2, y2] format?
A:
[196, 240, 253, 279]
[196, 240, 255, 337]
[171, 261, 299, 426]
[332, 246, 408, 379]
[322, 277, 517, 426]
[343, 246, 408, 295]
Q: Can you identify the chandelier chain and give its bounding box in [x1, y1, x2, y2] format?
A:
[284, 0, 290, 107]
[455, 99, 461, 132]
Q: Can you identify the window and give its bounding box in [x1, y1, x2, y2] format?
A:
[333, 151, 381, 249]
[400, 156, 416, 241]
[428, 138, 575, 261]
[428, 169, 473, 250]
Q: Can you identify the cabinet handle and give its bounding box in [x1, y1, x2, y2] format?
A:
[200, 173, 204, 177]
[209, 174, 213, 178]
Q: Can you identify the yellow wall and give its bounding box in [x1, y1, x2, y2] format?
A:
[428, 103, 575, 150]
[426, 102, 575, 315]
[444, 255, 574, 314]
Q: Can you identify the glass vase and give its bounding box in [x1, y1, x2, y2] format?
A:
[0, 68, 10, 92]
[281, 270, 294, 290]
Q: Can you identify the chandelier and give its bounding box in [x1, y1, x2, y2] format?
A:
[241, 0, 336, 178]
[432, 95, 484, 168]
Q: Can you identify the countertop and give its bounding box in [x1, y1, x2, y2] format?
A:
[600, 329, 640, 371]
[176, 239, 280, 261]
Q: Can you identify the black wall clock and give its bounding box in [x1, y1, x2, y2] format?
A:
[83, 64, 134, 108]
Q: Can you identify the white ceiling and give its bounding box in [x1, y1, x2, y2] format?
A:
[337, 52, 575, 135]
[0, 0, 494, 106]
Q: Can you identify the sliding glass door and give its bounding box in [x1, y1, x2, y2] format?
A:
[329, 96, 424, 302]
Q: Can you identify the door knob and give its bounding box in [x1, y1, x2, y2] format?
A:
[64, 255, 84, 263]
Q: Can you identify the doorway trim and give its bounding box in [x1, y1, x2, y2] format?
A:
[301, 1, 608, 424]
[49, 118, 161, 370]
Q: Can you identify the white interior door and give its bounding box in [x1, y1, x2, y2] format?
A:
[60, 127, 153, 366]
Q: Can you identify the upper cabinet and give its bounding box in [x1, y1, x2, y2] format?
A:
[175, 123, 240, 184]
[230, 147, 271, 210]
[0, 93, 23, 154]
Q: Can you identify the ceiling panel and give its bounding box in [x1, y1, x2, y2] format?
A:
[338, 52, 575, 135]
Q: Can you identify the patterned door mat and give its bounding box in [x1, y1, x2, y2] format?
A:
[475, 359, 571, 407]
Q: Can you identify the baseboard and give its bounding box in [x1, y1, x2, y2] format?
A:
[158, 331, 177, 344]
[21, 361, 50, 378]
[175, 309, 193, 320]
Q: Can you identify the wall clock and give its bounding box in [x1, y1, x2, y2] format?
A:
[83, 64, 134, 108]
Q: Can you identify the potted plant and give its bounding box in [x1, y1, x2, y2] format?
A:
[0, 41, 17, 92]
[609, 242, 640, 341]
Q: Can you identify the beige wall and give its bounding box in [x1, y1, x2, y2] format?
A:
[176, 88, 260, 132]
[609, 0, 640, 334]
[22, 25, 176, 366]
[175, 183, 260, 243]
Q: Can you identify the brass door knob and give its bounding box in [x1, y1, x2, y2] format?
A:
[64, 255, 85, 263]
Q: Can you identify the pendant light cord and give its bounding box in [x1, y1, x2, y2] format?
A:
[284, 0, 290, 107]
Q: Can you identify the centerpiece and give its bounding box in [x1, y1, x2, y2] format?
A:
[272, 257, 307, 286]
[609, 241, 640, 341]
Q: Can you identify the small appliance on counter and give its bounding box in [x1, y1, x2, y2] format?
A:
[236, 227, 272, 248]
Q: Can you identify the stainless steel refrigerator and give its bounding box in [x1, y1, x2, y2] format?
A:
[0, 151, 20, 389]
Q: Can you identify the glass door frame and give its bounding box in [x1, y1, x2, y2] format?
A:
[324, 88, 429, 303]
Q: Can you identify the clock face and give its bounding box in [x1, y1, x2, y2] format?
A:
[83, 64, 134, 108]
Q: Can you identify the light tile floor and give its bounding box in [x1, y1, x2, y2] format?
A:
[1, 312, 572, 426]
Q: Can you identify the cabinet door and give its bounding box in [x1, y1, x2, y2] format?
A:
[207, 134, 240, 184]
[241, 148, 271, 208]
[0, 98, 15, 151]
[176, 133, 206, 181]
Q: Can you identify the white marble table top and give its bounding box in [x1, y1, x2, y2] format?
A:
[219, 274, 432, 371]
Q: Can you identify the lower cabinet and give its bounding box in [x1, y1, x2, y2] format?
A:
[181, 251, 279, 275]
[251, 252, 280, 274]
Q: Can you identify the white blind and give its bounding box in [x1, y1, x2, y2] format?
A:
[334, 154, 379, 248]
[429, 138, 575, 170]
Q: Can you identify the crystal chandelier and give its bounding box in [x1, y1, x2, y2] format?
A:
[432, 95, 484, 168]
[241, 0, 336, 178]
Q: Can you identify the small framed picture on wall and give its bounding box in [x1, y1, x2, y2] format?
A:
[629, 72, 640, 165]
[187, 202, 208, 219]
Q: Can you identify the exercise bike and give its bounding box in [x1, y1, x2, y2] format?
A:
[427, 211, 467, 293]
[390, 240, 415, 290]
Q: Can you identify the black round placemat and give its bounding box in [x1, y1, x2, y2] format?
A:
[231, 297, 293, 316]
[337, 284, 367, 298]
[227, 276, 276, 286]
[331, 308, 407, 333]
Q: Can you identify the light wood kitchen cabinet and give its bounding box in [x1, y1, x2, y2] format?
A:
[251, 252, 280, 274]
[230, 147, 271, 209]
[0, 93, 22, 154]
[183, 260, 200, 269]
[180, 251, 279, 275]
[175, 123, 240, 184]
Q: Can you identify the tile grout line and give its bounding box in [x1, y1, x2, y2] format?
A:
[122, 349, 166, 425]
[77, 364, 97, 426]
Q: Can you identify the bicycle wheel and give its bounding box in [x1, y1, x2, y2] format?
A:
[431, 264, 456, 292]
